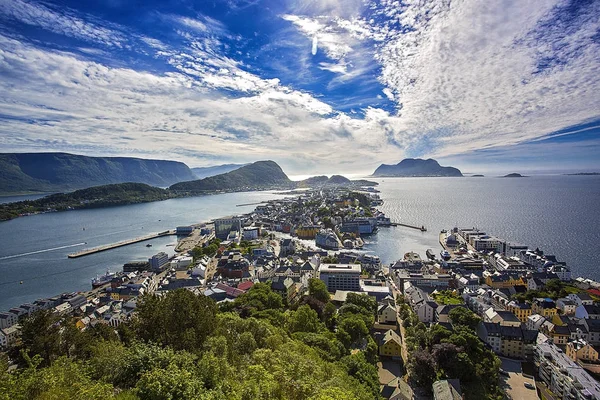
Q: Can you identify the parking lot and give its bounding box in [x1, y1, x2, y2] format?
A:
[499, 357, 539, 400]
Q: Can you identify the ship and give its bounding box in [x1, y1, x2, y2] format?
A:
[91, 270, 117, 288]
[440, 250, 451, 261]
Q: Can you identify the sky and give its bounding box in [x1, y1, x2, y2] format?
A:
[0, 0, 599, 175]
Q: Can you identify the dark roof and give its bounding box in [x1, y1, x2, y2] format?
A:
[522, 329, 538, 343]
[500, 326, 523, 340]
[481, 322, 502, 336]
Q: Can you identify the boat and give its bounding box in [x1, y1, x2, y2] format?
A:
[426, 249, 436, 260]
[91, 270, 116, 288]
[146, 243, 153, 247]
[440, 250, 451, 261]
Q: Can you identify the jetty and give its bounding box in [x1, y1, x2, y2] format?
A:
[236, 201, 266, 207]
[67, 230, 176, 258]
[390, 222, 427, 232]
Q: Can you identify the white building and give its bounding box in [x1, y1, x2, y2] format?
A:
[318, 264, 361, 292]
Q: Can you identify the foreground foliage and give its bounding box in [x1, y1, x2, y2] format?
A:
[2, 285, 382, 400]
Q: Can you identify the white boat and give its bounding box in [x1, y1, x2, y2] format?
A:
[440, 250, 451, 261]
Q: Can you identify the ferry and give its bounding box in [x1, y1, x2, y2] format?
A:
[440, 250, 451, 261]
[91, 270, 117, 288]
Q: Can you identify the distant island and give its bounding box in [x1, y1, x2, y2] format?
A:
[0, 152, 196, 195]
[471, 174, 485, 177]
[0, 183, 176, 221]
[191, 163, 248, 179]
[565, 172, 600, 176]
[298, 175, 378, 187]
[372, 158, 463, 177]
[502, 173, 527, 178]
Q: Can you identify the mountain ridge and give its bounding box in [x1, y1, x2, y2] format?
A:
[0, 152, 196, 194]
[191, 163, 249, 179]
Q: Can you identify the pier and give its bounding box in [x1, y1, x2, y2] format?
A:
[236, 201, 266, 207]
[390, 222, 427, 231]
[67, 230, 176, 258]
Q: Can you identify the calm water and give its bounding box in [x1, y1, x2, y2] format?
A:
[1, 176, 599, 310]
[0, 191, 289, 311]
[364, 176, 600, 279]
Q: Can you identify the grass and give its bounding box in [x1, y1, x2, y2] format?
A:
[432, 290, 464, 305]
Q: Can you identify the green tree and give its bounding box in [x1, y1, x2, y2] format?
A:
[135, 363, 205, 400]
[288, 305, 323, 334]
[134, 289, 217, 352]
[18, 310, 62, 367]
[409, 349, 436, 388]
[345, 293, 377, 314]
[337, 315, 368, 348]
[449, 307, 481, 330]
[308, 278, 330, 303]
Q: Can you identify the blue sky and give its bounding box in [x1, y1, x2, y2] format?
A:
[0, 0, 599, 174]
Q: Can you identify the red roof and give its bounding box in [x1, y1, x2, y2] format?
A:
[587, 289, 600, 297]
[237, 281, 254, 291]
[214, 283, 245, 298]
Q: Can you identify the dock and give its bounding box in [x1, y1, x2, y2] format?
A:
[236, 201, 266, 207]
[390, 222, 427, 231]
[67, 230, 176, 258]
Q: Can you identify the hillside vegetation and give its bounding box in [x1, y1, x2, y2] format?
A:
[2, 283, 382, 400]
[170, 161, 292, 193]
[0, 183, 175, 221]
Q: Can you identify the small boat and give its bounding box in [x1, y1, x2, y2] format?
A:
[146, 243, 153, 247]
[20, 281, 23, 285]
[440, 250, 451, 261]
[426, 249, 436, 260]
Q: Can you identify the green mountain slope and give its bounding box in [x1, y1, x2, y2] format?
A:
[170, 160, 291, 192]
[0, 153, 197, 194]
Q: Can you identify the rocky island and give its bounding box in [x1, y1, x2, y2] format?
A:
[502, 173, 527, 178]
[372, 158, 463, 177]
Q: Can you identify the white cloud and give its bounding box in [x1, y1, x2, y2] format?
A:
[0, 0, 126, 47]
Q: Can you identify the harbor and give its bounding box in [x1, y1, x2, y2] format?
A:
[67, 229, 176, 258]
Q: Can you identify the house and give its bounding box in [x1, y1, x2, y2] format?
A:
[575, 304, 600, 320]
[532, 298, 558, 318]
[0, 324, 20, 348]
[379, 329, 402, 359]
[528, 277, 545, 291]
[540, 321, 570, 346]
[566, 339, 599, 363]
[527, 314, 546, 331]
[556, 298, 578, 315]
[484, 309, 521, 327]
[418, 301, 439, 323]
[485, 273, 525, 289]
[506, 301, 532, 322]
[500, 326, 524, 359]
[477, 321, 502, 353]
[380, 377, 413, 400]
[567, 292, 594, 306]
[270, 276, 297, 301]
[0, 312, 18, 329]
[280, 238, 295, 255]
[432, 379, 462, 400]
[585, 319, 600, 345]
[377, 304, 397, 324]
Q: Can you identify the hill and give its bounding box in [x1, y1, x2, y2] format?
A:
[191, 163, 248, 179]
[0, 182, 174, 221]
[502, 173, 527, 178]
[170, 160, 292, 193]
[372, 158, 463, 177]
[0, 153, 196, 195]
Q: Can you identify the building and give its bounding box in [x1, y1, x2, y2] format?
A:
[477, 322, 502, 354]
[484, 309, 522, 327]
[176, 226, 193, 235]
[500, 326, 524, 359]
[315, 229, 340, 250]
[506, 302, 533, 322]
[557, 298, 578, 315]
[318, 264, 361, 292]
[379, 329, 402, 359]
[532, 298, 558, 318]
[214, 216, 241, 240]
[527, 314, 546, 331]
[242, 227, 260, 240]
[485, 273, 526, 289]
[378, 304, 397, 324]
[575, 304, 600, 320]
[296, 225, 320, 239]
[0, 324, 20, 348]
[0, 312, 18, 329]
[567, 340, 599, 363]
[149, 252, 169, 271]
[432, 379, 462, 400]
[535, 341, 600, 400]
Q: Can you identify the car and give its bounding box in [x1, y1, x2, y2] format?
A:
[524, 382, 535, 390]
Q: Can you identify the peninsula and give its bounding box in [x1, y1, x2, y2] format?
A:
[372, 158, 463, 177]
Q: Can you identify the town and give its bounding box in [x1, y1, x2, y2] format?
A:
[2, 187, 600, 400]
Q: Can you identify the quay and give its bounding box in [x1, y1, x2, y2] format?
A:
[67, 230, 176, 258]
[236, 201, 266, 207]
[390, 222, 427, 231]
